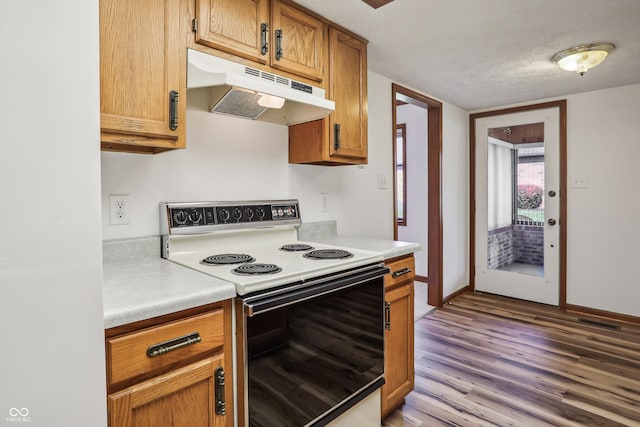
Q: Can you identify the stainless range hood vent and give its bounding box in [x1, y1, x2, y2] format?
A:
[187, 49, 335, 126]
[212, 88, 268, 120]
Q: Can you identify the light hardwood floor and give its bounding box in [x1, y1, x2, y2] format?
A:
[383, 292, 640, 427]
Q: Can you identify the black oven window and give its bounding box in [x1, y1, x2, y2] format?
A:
[246, 279, 384, 427]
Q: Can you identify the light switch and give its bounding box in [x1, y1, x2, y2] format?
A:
[377, 174, 388, 189]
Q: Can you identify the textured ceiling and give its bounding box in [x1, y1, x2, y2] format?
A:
[294, 0, 640, 110]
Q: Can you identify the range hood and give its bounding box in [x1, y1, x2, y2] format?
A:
[187, 49, 334, 126]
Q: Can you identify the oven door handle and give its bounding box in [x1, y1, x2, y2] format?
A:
[243, 264, 389, 316]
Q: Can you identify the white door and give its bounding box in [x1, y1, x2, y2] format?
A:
[475, 108, 560, 305]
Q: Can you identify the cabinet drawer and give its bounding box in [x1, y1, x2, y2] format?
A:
[107, 309, 224, 387]
[384, 256, 415, 290]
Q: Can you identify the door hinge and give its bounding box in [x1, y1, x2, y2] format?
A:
[192, 18, 197, 33]
[214, 367, 226, 416]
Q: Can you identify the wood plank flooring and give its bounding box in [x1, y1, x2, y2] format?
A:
[383, 292, 640, 427]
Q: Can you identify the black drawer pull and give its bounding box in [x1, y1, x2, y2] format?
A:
[146, 332, 201, 357]
[391, 267, 412, 279]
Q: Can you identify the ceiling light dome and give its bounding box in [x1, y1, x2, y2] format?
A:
[551, 43, 615, 76]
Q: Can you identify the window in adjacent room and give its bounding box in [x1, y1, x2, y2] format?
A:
[396, 124, 407, 225]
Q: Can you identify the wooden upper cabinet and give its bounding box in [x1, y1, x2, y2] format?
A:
[328, 27, 368, 160]
[270, 0, 325, 81]
[193, 0, 324, 83]
[194, 0, 269, 64]
[100, 0, 186, 153]
[288, 27, 368, 165]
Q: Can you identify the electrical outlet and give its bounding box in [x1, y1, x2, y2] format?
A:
[571, 175, 588, 189]
[109, 194, 130, 225]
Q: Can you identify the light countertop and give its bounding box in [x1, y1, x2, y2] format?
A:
[102, 228, 419, 329]
[102, 237, 235, 329]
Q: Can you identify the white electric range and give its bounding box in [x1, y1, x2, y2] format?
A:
[160, 200, 387, 427]
[160, 200, 383, 295]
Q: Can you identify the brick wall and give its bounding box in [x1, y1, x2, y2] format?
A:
[487, 225, 513, 269]
[513, 225, 544, 266]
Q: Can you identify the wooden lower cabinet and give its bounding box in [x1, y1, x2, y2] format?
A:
[108, 356, 226, 427]
[106, 302, 232, 427]
[381, 255, 415, 418]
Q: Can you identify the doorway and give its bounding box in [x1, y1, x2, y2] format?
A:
[391, 83, 443, 307]
[470, 101, 567, 307]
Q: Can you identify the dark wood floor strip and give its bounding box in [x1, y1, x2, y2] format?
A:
[383, 292, 640, 427]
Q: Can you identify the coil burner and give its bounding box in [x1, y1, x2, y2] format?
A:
[280, 244, 315, 252]
[303, 249, 354, 260]
[232, 263, 282, 275]
[201, 254, 255, 265]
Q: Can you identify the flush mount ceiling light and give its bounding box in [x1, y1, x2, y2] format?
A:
[551, 43, 615, 76]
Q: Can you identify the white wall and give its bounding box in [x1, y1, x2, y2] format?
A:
[0, 1, 107, 426]
[396, 104, 428, 277]
[101, 88, 291, 240]
[565, 84, 640, 317]
[442, 102, 469, 299]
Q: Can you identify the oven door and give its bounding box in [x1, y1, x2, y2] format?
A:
[239, 263, 388, 427]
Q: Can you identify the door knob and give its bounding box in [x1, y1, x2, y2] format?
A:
[548, 218, 557, 226]
[548, 190, 556, 197]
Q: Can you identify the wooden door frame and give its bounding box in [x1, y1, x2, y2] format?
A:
[469, 100, 567, 308]
[391, 83, 443, 307]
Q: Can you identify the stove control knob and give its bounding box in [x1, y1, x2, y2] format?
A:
[188, 210, 202, 223]
[232, 208, 242, 221]
[285, 206, 294, 217]
[218, 208, 230, 222]
[244, 208, 254, 220]
[174, 210, 187, 225]
[278, 208, 284, 217]
[256, 207, 266, 219]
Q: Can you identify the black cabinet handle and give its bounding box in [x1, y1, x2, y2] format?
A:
[146, 332, 200, 357]
[334, 123, 341, 150]
[384, 301, 391, 330]
[391, 267, 412, 278]
[215, 367, 226, 415]
[260, 23, 268, 55]
[275, 29, 283, 60]
[169, 90, 179, 131]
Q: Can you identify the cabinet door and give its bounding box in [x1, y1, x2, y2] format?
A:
[381, 283, 414, 417]
[100, 0, 186, 152]
[328, 28, 368, 160]
[108, 356, 229, 427]
[194, 0, 269, 64]
[270, 0, 325, 81]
